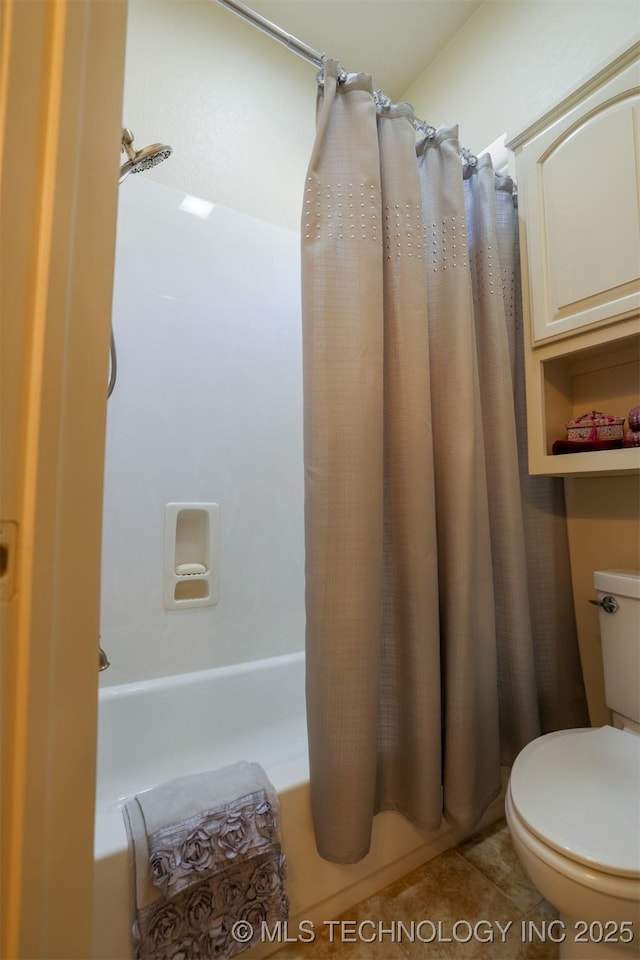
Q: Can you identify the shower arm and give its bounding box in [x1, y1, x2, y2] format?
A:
[121, 127, 137, 161]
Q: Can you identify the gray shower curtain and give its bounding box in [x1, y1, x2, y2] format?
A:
[302, 62, 588, 865]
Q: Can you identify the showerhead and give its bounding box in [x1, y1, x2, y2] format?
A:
[130, 144, 173, 173]
[120, 128, 172, 183]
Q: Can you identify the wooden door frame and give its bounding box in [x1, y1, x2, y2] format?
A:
[0, 1, 127, 955]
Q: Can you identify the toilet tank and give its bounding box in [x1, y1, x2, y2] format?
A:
[593, 570, 640, 729]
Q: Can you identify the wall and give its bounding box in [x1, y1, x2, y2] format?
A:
[100, 178, 304, 686]
[402, 1, 640, 157]
[123, 0, 316, 231]
[564, 479, 640, 725]
[403, 2, 640, 726]
[125, 0, 639, 220]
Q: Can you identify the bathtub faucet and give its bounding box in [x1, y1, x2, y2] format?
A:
[99, 646, 110, 671]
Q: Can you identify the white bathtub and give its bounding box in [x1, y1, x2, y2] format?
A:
[93, 651, 505, 959]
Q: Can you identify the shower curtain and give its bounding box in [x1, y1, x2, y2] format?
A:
[302, 62, 588, 865]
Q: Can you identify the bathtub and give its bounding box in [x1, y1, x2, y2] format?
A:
[93, 650, 505, 959]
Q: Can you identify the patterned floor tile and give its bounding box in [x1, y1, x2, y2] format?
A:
[517, 899, 561, 960]
[352, 850, 521, 959]
[271, 820, 557, 960]
[458, 820, 543, 915]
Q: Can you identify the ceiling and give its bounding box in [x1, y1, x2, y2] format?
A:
[246, 1, 484, 101]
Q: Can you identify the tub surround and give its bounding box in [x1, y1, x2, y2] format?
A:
[100, 179, 305, 687]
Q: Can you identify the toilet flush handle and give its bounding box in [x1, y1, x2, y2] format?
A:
[589, 595, 619, 614]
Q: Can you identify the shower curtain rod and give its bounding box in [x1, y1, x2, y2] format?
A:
[212, 0, 483, 165]
[213, 0, 324, 69]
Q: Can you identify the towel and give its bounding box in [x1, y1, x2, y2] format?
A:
[122, 761, 288, 959]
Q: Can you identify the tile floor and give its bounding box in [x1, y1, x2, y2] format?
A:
[273, 819, 559, 960]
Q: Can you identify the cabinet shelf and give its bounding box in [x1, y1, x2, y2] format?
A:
[525, 318, 640, 476]
[532, 447, 640, 478]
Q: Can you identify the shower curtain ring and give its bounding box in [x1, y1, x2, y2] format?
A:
[461, 147, 478, 169]
[316, 56, 347, 86]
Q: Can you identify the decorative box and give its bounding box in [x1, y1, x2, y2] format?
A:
[566, 410, 625, 442]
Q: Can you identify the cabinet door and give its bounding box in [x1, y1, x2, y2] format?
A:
[519, 58, 640, 343]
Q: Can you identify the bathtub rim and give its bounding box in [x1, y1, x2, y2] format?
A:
[98, 648, 306, 703]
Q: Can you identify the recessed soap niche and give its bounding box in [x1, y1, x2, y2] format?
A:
[163, 503, 219, 610]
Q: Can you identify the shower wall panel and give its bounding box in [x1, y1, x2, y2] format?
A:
[100, 178, 304, 686]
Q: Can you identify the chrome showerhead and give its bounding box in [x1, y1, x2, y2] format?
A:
[120, 127, 172, 183]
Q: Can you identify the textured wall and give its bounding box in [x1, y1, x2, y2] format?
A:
[122, 0, 316, 231]
[123, 2, 639, 228]
[402, 1, 639, 152]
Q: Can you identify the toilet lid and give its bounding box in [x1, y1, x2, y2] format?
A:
[510, 726, 640, 878]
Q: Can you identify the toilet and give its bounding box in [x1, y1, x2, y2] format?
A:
[506, 570, 640, 960]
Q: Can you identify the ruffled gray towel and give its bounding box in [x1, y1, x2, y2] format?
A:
[122, 761, 288, 959]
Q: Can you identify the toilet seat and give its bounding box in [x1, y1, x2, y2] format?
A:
[506, 788, 640, 906]
[509, 726, 640, 879]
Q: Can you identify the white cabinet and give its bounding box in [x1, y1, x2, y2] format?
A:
[508, 43, 640, 477]
[510, 46, 640, 344]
